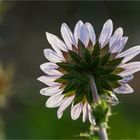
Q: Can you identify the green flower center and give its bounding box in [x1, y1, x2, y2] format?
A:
[56, 41, 124, 104]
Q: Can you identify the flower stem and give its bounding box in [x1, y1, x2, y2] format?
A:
[99, 124, 108, 140]
[89, 75, 108, 140]
[89, 76, 99, 103]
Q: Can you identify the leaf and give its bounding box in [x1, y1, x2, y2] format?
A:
[100, 44, 110, 56]
[62, 82, 76, 94]
[98, 67, 115, 75]
[92, 56, 100, 67]
[74, 89, 84, 105]
[107, 57, 124, 68]
[113, 67, 124, 74]
[57, 62, 77, 72]
[105, 74, 122, 81]
[84, 49, 91, 63]
[78, 40, 86, 57]
[86, 87, 93, 104]
[69, 50, 80, 63]
[100, 53, 111, 65]
[92, 41, 101, 58]
[110, 81, 120, 88]
[55, 74, 74, 83]
[100, 81, 113, 91]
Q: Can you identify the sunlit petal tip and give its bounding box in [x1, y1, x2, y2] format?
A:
[115, 27, 123, 35]
[61, 23, 77, 50]
[85, 22, 96, 45]
[74, 22, 83, 45]
[99, 19, 113, 48]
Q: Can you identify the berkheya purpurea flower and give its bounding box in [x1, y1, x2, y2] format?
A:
[38, 19, 140, 139]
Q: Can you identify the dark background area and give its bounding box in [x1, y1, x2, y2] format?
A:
[0, 1, 140, 139]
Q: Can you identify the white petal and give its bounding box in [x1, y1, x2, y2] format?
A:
[110, 93, 119, 106]
[44, 49, 65, 63]
[46, 91, 64, 108]
[88, 104, 95, 125]
[40, 62, 63, 76]
[82, 102, 88, 123]
[40, 85, 62, 96]
[99, 19, 113, 48]
[120, 75, 134, 83]
[117, 37, 128, 53]
[116, 46, 140, 64]
[74, 20, 84, 44]
[113, 84, 134, 94]
[37, 75, 61, 86]
[71, 102, 83, 120]
[57, 95, 75, 119]
[61, 23, 77, 50]
[119, 62, 140, 76]
[109, 27, 123, 50]
[46, 32, 68, 52]
[79, 24, 89, 47]
[109, 27, 125, 53]
[85, 22, 96, 46]
[111, 37, 128, 54]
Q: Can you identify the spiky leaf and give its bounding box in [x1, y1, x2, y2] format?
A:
[69, 50, 80, 63]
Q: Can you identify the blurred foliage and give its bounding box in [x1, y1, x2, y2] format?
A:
[0, 63, 14, 108]
[0, 1, 140, 139]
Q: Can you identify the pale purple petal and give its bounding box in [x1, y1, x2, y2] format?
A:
[120, 75, 134, 83]
[111, 37, 128, 54]
[109, 27, 123, 51]
[37, 75, 61, 86]
[40, 85, 62, 96]
[116, 46, 140, 64]
[46, 32, 68, 53]
[119, 62, 140, 76]
[79, 24, 90, 47]
[61, 23, 77, 50]
[88, 104, 95, 125]
[44, 49, 65, 63]
[85, 22, 96, 46]
[117, 37, 128, 53]
[71, 102, 83, 120]
[99, 19, 113, 48]
[40, 62, 63, 76]
[74, 20, 84, 44]
[46, 91, 64, 108]
[113, 84, 134, 94]
[82, 102, 88, 123]
[57, 95, 75, 119]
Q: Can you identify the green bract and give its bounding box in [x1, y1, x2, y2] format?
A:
[55, 41, 124, 105]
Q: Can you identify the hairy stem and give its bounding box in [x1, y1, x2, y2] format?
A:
[89, 76, 99, 103]
[99, 125, 108, 140]
[89, 76, 108, 140]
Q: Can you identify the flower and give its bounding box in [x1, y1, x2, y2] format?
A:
[38, 19, 140, 123]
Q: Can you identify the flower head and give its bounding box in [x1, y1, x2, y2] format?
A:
[38, 19, 140, 123]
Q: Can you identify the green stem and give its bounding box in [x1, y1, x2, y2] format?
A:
[89, 76, 108, 140]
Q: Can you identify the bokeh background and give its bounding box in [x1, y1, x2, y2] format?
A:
[0, 1, 140, 139]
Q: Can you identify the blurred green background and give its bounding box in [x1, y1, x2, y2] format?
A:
[0, 1, 140, 139]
